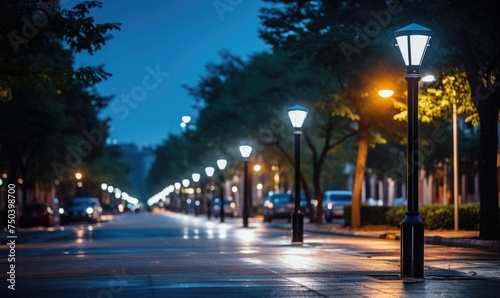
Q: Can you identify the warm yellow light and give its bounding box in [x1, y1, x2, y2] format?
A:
[253, 164, 261, 172]
[378, 90, 394, 98]
[75, 172, 82, 180]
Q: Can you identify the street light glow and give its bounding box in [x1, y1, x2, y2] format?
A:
[239, 145, 252, 159]
[205, 167, 215, 177]
[217, 159, 227, 170]
[181, 116, 191, 123]
[192, 173, 201, 182]
[395, 23, 432, 67]
[378, 89, 394, 98]
[287, 104, 308, 129]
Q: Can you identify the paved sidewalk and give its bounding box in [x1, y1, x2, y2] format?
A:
[268, 220, 500, 251]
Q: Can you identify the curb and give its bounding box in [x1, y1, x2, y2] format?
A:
[270, 223, 500, 251]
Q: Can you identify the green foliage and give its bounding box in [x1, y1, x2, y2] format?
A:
[0, 0, 122, 205]
[382, 204, 481, 230]
[385, 206, 408, 227]
[0, 0, 121, 100]
[344, 205, 391, 227]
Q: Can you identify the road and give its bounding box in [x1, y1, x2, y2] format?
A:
[1, 210, 499, 297]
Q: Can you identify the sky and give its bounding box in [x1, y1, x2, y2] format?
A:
[72, 1, 271, 148]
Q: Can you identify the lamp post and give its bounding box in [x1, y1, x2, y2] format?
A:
[394, 23, 432, 278]
[182, 179, 190, 214]
[100, 183, 108, 207]
[287, 104, 308, 244]
[239, 144, 253, 228]
[192, 173, 201, 216]
[205, 166, 215, 219]
[217, 159, 227, 222]
[181, 116, 191, 132]
[75, 172, 83, 196]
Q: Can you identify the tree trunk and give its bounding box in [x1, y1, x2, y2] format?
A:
[477, 96, 500, 240]
[351, 122, 368, 229]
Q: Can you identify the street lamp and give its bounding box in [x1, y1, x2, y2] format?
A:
[287, 104, 308, 244]
[216, 159, 227, 222]
[75, 172, 83, 195]
[192, 173, 201, 216]
[182, 178, 190, 214]
[205, 167, 215, 219]
[394, 23, 432, 278]
[239, 144, 253, 228]
[100, 183, 108, 206]
[181, 116, 192, 131]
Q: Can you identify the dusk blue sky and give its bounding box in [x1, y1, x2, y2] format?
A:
[73, 1, 270, 148]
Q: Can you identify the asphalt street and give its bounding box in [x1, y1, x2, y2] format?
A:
[1, 211, 499, 297]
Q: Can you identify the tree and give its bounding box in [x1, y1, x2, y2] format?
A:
[0, 0, 121, 207]
[259, 0, 500, 239]
[389, 1, 500, 240]
[0, 0, 121, 101]
[180, 49, 365, 224]
[259, 0, 407, 228]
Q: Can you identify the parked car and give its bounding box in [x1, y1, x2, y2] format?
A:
[263, 192, 309, 223]
[213, 197, 236, 218]
[394, 197, 407, 206]
[20, 203, 54, 228]
[60, 197, 102, 225]
[323, 190, 352, 222]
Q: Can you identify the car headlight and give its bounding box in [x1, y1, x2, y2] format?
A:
[86, 207, 94, 214]
[327, 202, 334, 210]
[59, 208, 65, 214]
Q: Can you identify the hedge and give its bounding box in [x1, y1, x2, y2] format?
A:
[344, 204, 483, 230]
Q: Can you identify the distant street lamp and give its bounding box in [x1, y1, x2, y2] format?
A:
[192, 173, 201, 216]
[75, 172, 83, 195]
[100, 183, 108, 206]
[182, 178, 190, 214]
[287, 104, 308, 244]
[394, 23, 432, 278]
[181, 116, 192, 131]
[216, 159, 227, 222]
[205, 166, 215, 219]
[239, 144, 253, 228]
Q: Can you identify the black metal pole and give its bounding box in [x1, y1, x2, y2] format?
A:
[219, 172, 225, 223]
[400, 68, 424, 278]
[206, 180, 212, 219]
[194, 183, 198, 217]
[243, 159, 249, 227]
[291, 129, 304, 244]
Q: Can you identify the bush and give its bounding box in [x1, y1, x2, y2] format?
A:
[344, 203, 483, 230]
[385, 206, 407, 228]
[344, 206, 390, 227]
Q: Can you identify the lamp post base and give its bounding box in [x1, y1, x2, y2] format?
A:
[291, 210, 304, 244]
[243, 208, 249, 228]
[400, 212, 424, 277]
